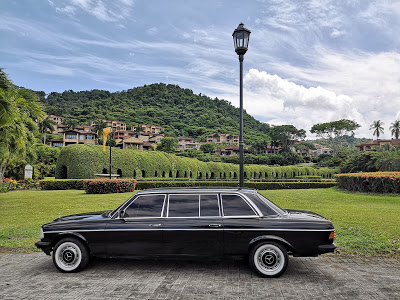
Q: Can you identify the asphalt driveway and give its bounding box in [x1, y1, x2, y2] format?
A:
[0, 253, 399, 299]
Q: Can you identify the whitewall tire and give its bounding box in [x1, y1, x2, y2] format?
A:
[52, 237, 90, 273]
[249, 241, 288, 278]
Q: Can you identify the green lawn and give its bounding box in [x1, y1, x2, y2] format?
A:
[0, 188, 399, 256]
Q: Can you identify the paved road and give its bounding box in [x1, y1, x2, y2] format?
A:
[0, 253, 399, 299]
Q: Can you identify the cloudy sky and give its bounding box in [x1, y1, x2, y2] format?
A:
[1, 0, 400, 139]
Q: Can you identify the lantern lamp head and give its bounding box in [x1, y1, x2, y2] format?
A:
[232, 23, 251, 56]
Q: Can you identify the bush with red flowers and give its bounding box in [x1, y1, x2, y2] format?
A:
[85, 179, 137, 194]
[335, 172, 400, 193]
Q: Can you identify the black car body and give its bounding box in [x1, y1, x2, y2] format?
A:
[36, 188, 336, 277]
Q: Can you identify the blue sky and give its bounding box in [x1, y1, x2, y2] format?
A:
[1, 0, 400, 138]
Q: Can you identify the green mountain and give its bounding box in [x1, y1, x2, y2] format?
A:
[41, 83, 271, 144]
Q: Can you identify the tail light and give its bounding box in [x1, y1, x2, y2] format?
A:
[329, 231, 336, 240]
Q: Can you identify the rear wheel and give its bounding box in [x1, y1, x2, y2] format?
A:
[249, 241, 288, 278]
[52, 237, 90, 272]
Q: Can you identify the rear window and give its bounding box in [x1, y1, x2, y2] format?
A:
[221, 194, 256, 216]
[168, 194, 199, 217]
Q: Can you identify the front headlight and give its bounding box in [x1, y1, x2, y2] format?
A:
[40, 228, 44, 240]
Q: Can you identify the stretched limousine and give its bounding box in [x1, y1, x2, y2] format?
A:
[36, 188, 336, 277]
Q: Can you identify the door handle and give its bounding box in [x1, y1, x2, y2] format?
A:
[149, 224, 162, 227]
[208, 224, 222, 228]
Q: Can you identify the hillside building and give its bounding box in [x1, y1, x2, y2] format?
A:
[49, 129, 97, 147]
[131, 124, 164, 135]
[206, 133, 239, 145]
[355, 139, 400, 151]
[178, 137, 200, 151]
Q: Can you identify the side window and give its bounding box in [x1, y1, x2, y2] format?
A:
[221, 194, 256, 217]
[200, 194, 220, 217]
[124, 194, 165, 218]
[168, 194, 199, 217]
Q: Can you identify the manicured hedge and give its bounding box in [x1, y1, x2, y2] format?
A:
[135, 181, 337, 190]
[55, 144, 335, 180]
[39, 179, 90, 190]
[85, 179, 137, 194]
[335, 172, 400, 193]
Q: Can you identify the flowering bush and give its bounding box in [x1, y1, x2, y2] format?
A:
[85, 179, 137, 194]
[0, 178, 18, 193]
[335, 172, 400, 194]
[16, 178, 40, 190]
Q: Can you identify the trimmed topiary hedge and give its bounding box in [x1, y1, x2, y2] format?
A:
[335, 172, 400, 193]
[85, 179, 137, 194]
[55, 144, 335, 180]
[39, 179, 91, 190]
[135, 181, 336, 190]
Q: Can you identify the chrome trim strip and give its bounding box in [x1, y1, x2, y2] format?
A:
[222, 228, 333, 231]
[44, 228, 334, 234]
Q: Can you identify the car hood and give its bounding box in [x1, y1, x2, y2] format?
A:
[51, 210, 111, 223]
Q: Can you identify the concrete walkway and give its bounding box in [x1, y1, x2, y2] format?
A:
[0, 253, 399, 299]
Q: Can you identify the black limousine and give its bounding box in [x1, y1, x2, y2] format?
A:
[36, 188, 336, 277]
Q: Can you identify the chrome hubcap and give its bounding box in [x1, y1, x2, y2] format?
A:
[255, 246, 283, 274]
[55, 242, 82, 271]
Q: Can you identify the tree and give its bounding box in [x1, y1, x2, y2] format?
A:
[64, 118, 78, 129]
[294, 142, 316, 152]
[390, 120, 400, 140]
[156, 137, 178, 153]
[0, 70, 44, 180]
[310, 119, 361, 155]
[134, 124, 145, 136]
[93, 119, 107, 143]
[270, 125, 306, 152]
[39, 116, 56, 144]
[200, 143, 215, 154]
[0, 70, 17, 128]
[370, 120, 384, 139]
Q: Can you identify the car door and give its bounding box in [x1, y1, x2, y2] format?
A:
[221, 193, 261, 255]
[163, 193, 223, 257]
[105, 193, 166, 257]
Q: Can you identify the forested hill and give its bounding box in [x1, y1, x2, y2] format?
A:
[42, 83, 271, 143]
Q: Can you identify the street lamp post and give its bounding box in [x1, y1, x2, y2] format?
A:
[232, 23, 251, 188]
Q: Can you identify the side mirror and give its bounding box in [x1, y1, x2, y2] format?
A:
[118, 210, 126, 219]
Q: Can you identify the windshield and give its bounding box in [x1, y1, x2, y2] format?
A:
[108, 195, 135, 218]
[256, 193, 287, 215]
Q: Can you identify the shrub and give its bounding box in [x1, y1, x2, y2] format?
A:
[85, 179, 137, 194]
[39, 179, 90, 190]
[16, 178, 40, 190]
[55, 144, 335, 180]
[0, 178, 18, 193]
[295, 176, 323, 181]
[335, 172, 400, 193]
[135, 181, 336, 190]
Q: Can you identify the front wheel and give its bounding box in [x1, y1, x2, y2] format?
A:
[52, 237, 90, 272]
[249, 241, 288, 278]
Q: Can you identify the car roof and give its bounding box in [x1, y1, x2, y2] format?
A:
[136, 187, 257, 195]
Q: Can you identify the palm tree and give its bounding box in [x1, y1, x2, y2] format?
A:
[370, 120, 384, 139]
[134, 124, 145, 136]
[390, 120, 400, 140]
[93, 120, 107, 144]
[39, 116, 56, 144]
[0, 69, 17, 128]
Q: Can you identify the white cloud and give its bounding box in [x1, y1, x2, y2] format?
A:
[330, 29, 346, 37]
[56, 5, 76, 16]
[242, 68, 365, 137]
[50, 0, 135, 22]
[146, 27, 158, 36]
